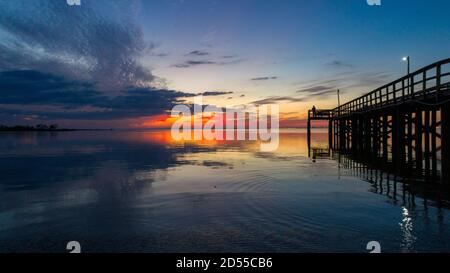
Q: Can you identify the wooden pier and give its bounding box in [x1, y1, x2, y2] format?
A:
[308, 58, 450, 181]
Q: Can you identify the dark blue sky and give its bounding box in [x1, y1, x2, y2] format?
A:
[0, 0, 449, 127]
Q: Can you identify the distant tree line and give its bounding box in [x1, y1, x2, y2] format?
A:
[0, 124, 74, 131]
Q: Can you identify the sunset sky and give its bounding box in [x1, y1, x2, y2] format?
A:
[0, 0, 449, 128]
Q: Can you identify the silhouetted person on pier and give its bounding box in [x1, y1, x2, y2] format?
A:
[312, 105, 316, 116]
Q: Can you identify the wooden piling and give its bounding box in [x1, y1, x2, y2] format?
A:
[415, 110, 423, 170]
[431, 109, 437, 178]
[442, 103, 450, 181]
[382, 114, 388, 161]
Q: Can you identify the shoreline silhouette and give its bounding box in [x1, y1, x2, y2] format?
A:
[0, 125, 112, 132]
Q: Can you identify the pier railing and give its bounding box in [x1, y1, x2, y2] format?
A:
[332, 58, 450, 118]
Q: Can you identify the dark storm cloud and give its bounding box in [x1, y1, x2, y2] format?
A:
[251, 76, 278, 81]
[0, 70, 242, 120]
[0, 70, 101, 106]
[87, 88, 187, 119]
[0, 70, 190, 120]
[0, 0, 154, 90]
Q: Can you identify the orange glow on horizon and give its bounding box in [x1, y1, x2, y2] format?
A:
[133, 110, 329, 129]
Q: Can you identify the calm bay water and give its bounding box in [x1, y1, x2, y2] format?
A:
[0, 129, 449, 253]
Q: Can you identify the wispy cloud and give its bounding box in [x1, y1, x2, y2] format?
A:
[251, 96, 303, 105]
[251, 76, 278, 81]
[186, 50, 210, 56]
[326, 60, 354, 69]
[295, 69, 392, 102]
[349, 72, 391, 88]
[297, 85, 334, 94]
[173, 60, 217, 68]
[296, 85, 337, 100]
[173, 58, 243, 68]
[221, 55, 238, 59]
[155, 53, 170, 57]
[199, 91, 233, 96]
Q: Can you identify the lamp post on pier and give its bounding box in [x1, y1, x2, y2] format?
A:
[403, 56, 410, 94]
